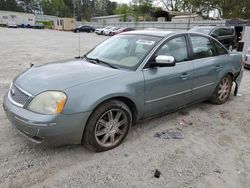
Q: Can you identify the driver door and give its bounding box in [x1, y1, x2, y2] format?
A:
[143, 35, 194, 117]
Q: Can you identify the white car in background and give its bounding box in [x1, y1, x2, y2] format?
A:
[244, 47, 250, 69]
[95, 26, 112, 35]
[103, 27, 120, 36]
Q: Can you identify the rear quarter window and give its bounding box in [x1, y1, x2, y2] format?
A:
[212, 40, 228, 55]
[190, 35, 216, 59]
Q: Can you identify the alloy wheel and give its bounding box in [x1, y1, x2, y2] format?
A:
[218, 77, 231, 101]
[95, 109, 128, 147]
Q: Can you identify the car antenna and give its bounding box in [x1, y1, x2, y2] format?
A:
[75, 32, 81, 59]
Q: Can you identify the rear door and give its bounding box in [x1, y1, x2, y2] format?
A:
[188, 34, 221, 100]
[143, 35, 194, 117]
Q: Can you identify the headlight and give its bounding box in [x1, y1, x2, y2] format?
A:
[28, 91, 67, 115]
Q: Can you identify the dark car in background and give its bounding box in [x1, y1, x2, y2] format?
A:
[34, 23, 45, 29]
[73, 25, 95, 33]
[190, 26, 236, 50]
[110, 27, 136, 36]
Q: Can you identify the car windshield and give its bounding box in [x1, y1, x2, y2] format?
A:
[86, 34, 162, 69]
[190, 27, 213, 34]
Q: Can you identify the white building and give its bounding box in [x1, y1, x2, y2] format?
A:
[171, 14, 204, 22]
[0, 10, 35, 27]
[91, 14, 135, 24]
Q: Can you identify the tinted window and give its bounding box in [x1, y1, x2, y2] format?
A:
[156, 36, 188, 63]
[190, 35, 215, 59]
[213, 40, 228, 55]
[218, 28, 234, 36]
[212, 29, 220, 36]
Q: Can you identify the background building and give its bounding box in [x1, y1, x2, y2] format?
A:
[53, 17, 76, 31]
[0, 10, 35, 27]
[91, 15, 135, 24]
[171, 14, 204, 22]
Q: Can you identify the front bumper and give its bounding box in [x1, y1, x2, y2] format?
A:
[244, 54, 250, 68]
[95, 30, 102, 34]
[3, 93, 91, 146]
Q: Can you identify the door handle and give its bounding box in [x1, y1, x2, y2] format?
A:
[215, 65, 222, 71]
[180, 73, 190, 80]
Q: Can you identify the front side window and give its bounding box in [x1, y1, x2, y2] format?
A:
[190, 35, 215, 59]
[86, 34, 162, 69]
[156, 36, 188, 63]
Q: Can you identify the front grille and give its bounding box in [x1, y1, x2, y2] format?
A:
[9, 84, 30, 107]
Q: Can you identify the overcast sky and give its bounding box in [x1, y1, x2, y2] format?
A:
[111, 0, 131, 4]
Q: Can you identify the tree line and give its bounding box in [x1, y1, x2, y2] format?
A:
[0, 0, 249, 21]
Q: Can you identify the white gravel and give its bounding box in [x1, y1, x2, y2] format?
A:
[0, 27, 249, 188]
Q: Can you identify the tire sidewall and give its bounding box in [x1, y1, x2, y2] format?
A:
[211, 74, 233, 104]
[83, 100, 132, 152]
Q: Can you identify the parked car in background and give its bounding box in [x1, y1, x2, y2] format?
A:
[244, 47, 250, 69]
[34, 23, 44, 29]
[190, 26, 236, 50]
[73, 25, 95, 33]
[95, 26, 113, 35]
[103, 27, 120, 36]
[110, 27, 136, 36]
[7, 21, 18, 28]
[3, 30, 243, 152]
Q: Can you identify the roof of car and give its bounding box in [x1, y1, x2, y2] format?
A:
[121, 30, 175, 37]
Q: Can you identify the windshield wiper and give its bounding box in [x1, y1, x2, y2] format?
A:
[83, 55, 95, 63]
[84, 56, 118, 69]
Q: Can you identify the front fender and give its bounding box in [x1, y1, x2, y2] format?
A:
[62, 72, 145, 119]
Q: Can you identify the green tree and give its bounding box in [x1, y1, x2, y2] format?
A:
[0, 0, 24, 12]
[131, 0, 153, 21]
[116, 4, 132, 22]
[41, 0, 66, 17]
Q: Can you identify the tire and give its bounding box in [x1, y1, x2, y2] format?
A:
[83, 100, 132, 152]
[210, 74, 233, 104]
[76, 30, 79, 33]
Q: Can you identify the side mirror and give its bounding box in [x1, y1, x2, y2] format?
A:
[151, 55, 176, 67]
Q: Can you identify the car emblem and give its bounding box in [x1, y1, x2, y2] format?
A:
[11, 88, 15, 96]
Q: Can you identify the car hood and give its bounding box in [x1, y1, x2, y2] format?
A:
[15, 59, 126, 95]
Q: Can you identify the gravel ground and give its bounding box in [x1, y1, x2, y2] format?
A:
[0, 28, 249, 188]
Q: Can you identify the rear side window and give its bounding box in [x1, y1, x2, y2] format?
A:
[190, 35, 215, 59]
[156, 36, 188, 63]
[213, 40, 228, 55]
[219, 28, 234, 36]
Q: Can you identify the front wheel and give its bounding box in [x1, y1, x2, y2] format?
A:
[83, 100, 132, 152]
[210, 74, 233, 104]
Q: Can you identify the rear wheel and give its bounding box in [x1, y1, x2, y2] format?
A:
[83, 100, 132, 152]
[210, 74, 233, 104]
